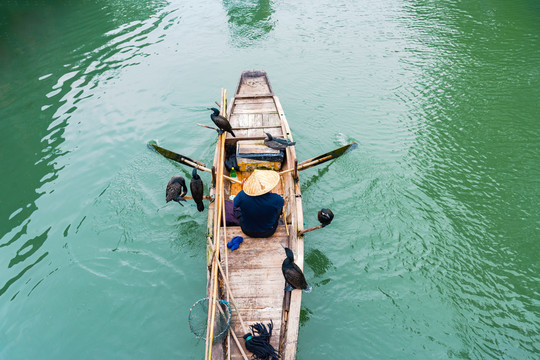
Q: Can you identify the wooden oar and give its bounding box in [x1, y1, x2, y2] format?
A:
[279, 142, 357, 175]
[149, 142, 242, 184]
[149, 142, 206, 167]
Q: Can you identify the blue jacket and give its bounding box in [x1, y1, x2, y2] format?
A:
[234, 190, 284, 233]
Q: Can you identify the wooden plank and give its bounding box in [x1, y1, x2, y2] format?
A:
[234, 97, 275, 104]
[233, 101, 274, 110]
[262, 113, 283, 128]
[228, 296, 283, 310]
[227, 282, 284, 295]
[253, 114, 263, 129]
[229, 114, 241, 127]
[229, 308, 283, 321]
[232, 125, 282, 130]
[266, 113, 282, 127]
[219, 220, 287, 359]
[233, 102, 276, 113]
[238, 113, 250, 128]
[236, 76, 272, 97]
[237, 141, 281, 155]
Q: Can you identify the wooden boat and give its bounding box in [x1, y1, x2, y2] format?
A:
[206, 70, 305, 360]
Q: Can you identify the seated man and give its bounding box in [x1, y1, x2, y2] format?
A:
[233, 170, 284, 238]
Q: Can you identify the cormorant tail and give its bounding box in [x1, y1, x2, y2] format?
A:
[196, 202, 205, 212]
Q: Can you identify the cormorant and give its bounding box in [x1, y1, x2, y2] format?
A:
[166, 176, 187, 206]
[208, 107, 236, 137]
[318, 208, 334, 227]
[190, 168, 204, 212]
[264, 132, 295, 150]
[281, 244, 312, 293]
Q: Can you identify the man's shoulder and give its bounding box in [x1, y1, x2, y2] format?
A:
[234, 190, 247, 204]
[268, 192, 284, 204]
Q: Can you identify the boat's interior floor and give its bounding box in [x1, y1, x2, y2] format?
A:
[220, 225, 288, 359]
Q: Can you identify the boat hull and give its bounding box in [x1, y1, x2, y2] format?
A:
[206, 71, 305, 360]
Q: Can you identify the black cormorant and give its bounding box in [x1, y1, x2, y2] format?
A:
[281, 244, 312, 293]
[208, 107, 236, 137]
[264, 132, 295, 150]
[318, 208, 334, 227]
[190, 168, 204, 212]
[166, 176, 187, 206]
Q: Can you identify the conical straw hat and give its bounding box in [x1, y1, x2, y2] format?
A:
[243, 170, 280, 196]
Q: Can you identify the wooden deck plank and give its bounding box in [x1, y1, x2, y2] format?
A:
[229, 114, 241, 127]
[225, 271, 284, 284]
[235, 75, 272, 97]
[262, 113, 283, 128]
[233, 102, 276, 113]
[234, 97, 275, 104]
[219, 222, 287, 359]
[229, 297, 283, 310]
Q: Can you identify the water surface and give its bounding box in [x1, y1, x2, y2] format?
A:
[1, 0, 539, 358]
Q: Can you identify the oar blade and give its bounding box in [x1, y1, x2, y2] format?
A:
[298, 142, 357, 170]
[148, 141, 206, 168]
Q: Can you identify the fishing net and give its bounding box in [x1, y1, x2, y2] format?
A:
[188, 297, 232, 342]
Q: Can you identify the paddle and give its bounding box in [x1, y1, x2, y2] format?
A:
[149, 141, 356, 181]
[279, 142, 357, 175]
[148, 141, 242, 184]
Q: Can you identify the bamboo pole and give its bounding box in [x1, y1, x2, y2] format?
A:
[222, 191, 231, 360]
[207, 88, 228, 360]
[222, 95, 232, 360]
[230, 328, 250, 360]
[205, 236, 248, 334]
[211, 296, 249, 360]
[280, 175, 289, 237]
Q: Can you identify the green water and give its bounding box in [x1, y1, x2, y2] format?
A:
[1, 0, 539, 358]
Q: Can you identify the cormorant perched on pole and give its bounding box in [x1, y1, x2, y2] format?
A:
[208, 107, 236, 137]
[264, 132, 295, 150]
[190, 168, 204, 212]
[280, 244, 312, 293]
[166, 176, 187, 206]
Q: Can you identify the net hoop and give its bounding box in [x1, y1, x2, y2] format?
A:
[188, 297, 232, 341]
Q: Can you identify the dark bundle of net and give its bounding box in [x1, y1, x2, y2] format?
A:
[243, 320, 280, 360]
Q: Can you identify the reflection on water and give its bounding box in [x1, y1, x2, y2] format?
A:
[0, 0, 168, 301]
[394, 1, 540, 358]
[305, 248, 333, 279]
[223, 0, 275, 46]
